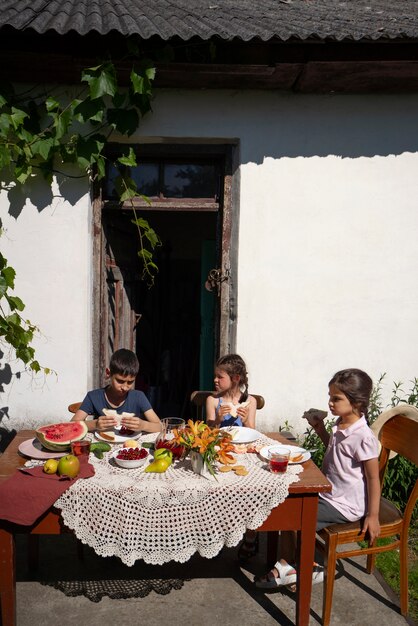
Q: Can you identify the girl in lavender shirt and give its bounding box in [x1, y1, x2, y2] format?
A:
[255, 368, 380, 590]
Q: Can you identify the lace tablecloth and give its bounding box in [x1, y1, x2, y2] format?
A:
[50, 434, 303, 566]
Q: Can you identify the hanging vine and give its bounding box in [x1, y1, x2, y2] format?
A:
[0, 49, 160, 373]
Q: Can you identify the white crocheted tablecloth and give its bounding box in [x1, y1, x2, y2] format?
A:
[52, 433, 303, 567]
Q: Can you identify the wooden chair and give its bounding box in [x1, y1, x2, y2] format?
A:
[68, 402, 82, 414]
[190, 390, 265, 421]
[317, 413, 418, 626]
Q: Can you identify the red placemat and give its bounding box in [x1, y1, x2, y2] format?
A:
[0, 456, 95, 525]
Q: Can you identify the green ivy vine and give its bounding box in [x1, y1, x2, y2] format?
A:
[0, 48, 160, 374]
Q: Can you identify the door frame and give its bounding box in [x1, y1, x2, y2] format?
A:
[91, 140, 240, 388]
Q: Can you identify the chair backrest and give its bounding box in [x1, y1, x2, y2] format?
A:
[378, 413, 418, 524]
[190, 390, 265, 421]
[68, 402, 82, 414]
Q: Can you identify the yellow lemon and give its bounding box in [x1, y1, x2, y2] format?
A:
[144, 457, 171, 473]
[43, 458, 59, 474]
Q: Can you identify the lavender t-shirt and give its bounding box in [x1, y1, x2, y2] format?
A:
[319, 416, 379, 521]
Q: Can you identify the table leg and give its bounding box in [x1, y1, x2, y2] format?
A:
[266, 532, 279, 564]
[295, 495, 319, 626]
[0, 527, 16, 626]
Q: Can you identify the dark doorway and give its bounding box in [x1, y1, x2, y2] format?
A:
[101, 208, 217, 419]
[94, 143, 238, 417]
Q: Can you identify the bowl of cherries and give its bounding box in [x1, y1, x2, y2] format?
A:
[112, 446, 149, 469]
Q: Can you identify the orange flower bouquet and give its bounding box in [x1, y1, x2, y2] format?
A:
[171, 420, 235, 477]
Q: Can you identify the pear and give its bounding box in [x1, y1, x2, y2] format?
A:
[144, 457, 172, 473]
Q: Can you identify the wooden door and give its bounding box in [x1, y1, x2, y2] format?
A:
[93, 143, 239, 392]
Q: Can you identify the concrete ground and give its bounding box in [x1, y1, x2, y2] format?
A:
[15, 533, 415, 626]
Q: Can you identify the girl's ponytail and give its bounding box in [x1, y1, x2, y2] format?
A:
[240, 380, 249, 404]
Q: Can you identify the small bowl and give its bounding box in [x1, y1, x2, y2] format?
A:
[112, 447, 149, 469]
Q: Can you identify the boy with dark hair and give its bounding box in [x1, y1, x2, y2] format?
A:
[72, 349, 161, 433]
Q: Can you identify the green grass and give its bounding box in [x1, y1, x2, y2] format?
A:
[374, 522, 418, 622]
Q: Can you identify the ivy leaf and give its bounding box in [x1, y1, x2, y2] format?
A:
[16, 346, 35, 364]
[117, 147, 137, 167]
[30, 360, 41, 373]
[10, 107, 28, 130]
[138, 248, 152, 261]
[114, 175, 137, 201]
[139, 194, 151, 205]
[130, 69, 147, 95]
[96, 156, 106, 180]
[2, 266, 16, 288]
[15, 162, 32, 184]
[0, 94, 6, 108]
[73, 97, 105, 123]
[76, 134, 106, 169]
[144, 227, 160, 249]
[31, 137, 56, 160]
[107, 108, 139, 135]
[16, 127, 33, 143]
[0, 276, 8, 297]
[0, 113, 10, 133]
[45, 98, 60, 112]
[132, 217, 150, 229]
[82, 63, 117, 99]
[5, 295, 25, 312]
[5, 312, 21, 327]
[143, 61, 156, 82]
[54, 109, 72, 140]
[0, 143, 11, 169]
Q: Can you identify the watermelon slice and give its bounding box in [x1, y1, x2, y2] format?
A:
[36, 421, 88, 451]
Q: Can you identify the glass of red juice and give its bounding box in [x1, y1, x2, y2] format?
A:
[269, 450, 290, 473]
[155, 418, 186, 460]
[71, 440, 91, 457]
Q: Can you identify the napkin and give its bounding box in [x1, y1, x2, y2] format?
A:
[0, 456, 95, 526]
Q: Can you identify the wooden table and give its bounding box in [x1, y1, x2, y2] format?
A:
[0, 430, 330, 626]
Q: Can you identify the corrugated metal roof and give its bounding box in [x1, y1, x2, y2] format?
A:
[0, 0, 417, 41]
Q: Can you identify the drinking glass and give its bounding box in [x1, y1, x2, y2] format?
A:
[269, 449, 290, 473]
[155, 418, 185, 460]
[71, 440, 91, 457]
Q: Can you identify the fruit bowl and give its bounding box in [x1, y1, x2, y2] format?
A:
[112, 446, 149, 469]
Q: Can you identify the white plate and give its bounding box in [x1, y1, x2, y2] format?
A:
[220, 426, 262, 444]
[258, 444, 311, 464]
[18, 438, 68, 460]
[95, 430, 142, 444]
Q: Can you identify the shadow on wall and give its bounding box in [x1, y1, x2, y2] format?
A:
[237, 94, 418, 164]
[3, 167, 85, 220]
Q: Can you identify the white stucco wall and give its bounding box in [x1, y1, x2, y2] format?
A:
[0, 176, 92, 428]
[2, 88, 418, 435]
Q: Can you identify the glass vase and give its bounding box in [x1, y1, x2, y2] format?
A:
[190, 450, 213, 480]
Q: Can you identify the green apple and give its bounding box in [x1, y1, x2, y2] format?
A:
[57, 454, 80, 478]
[154, 448, 173, 461]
